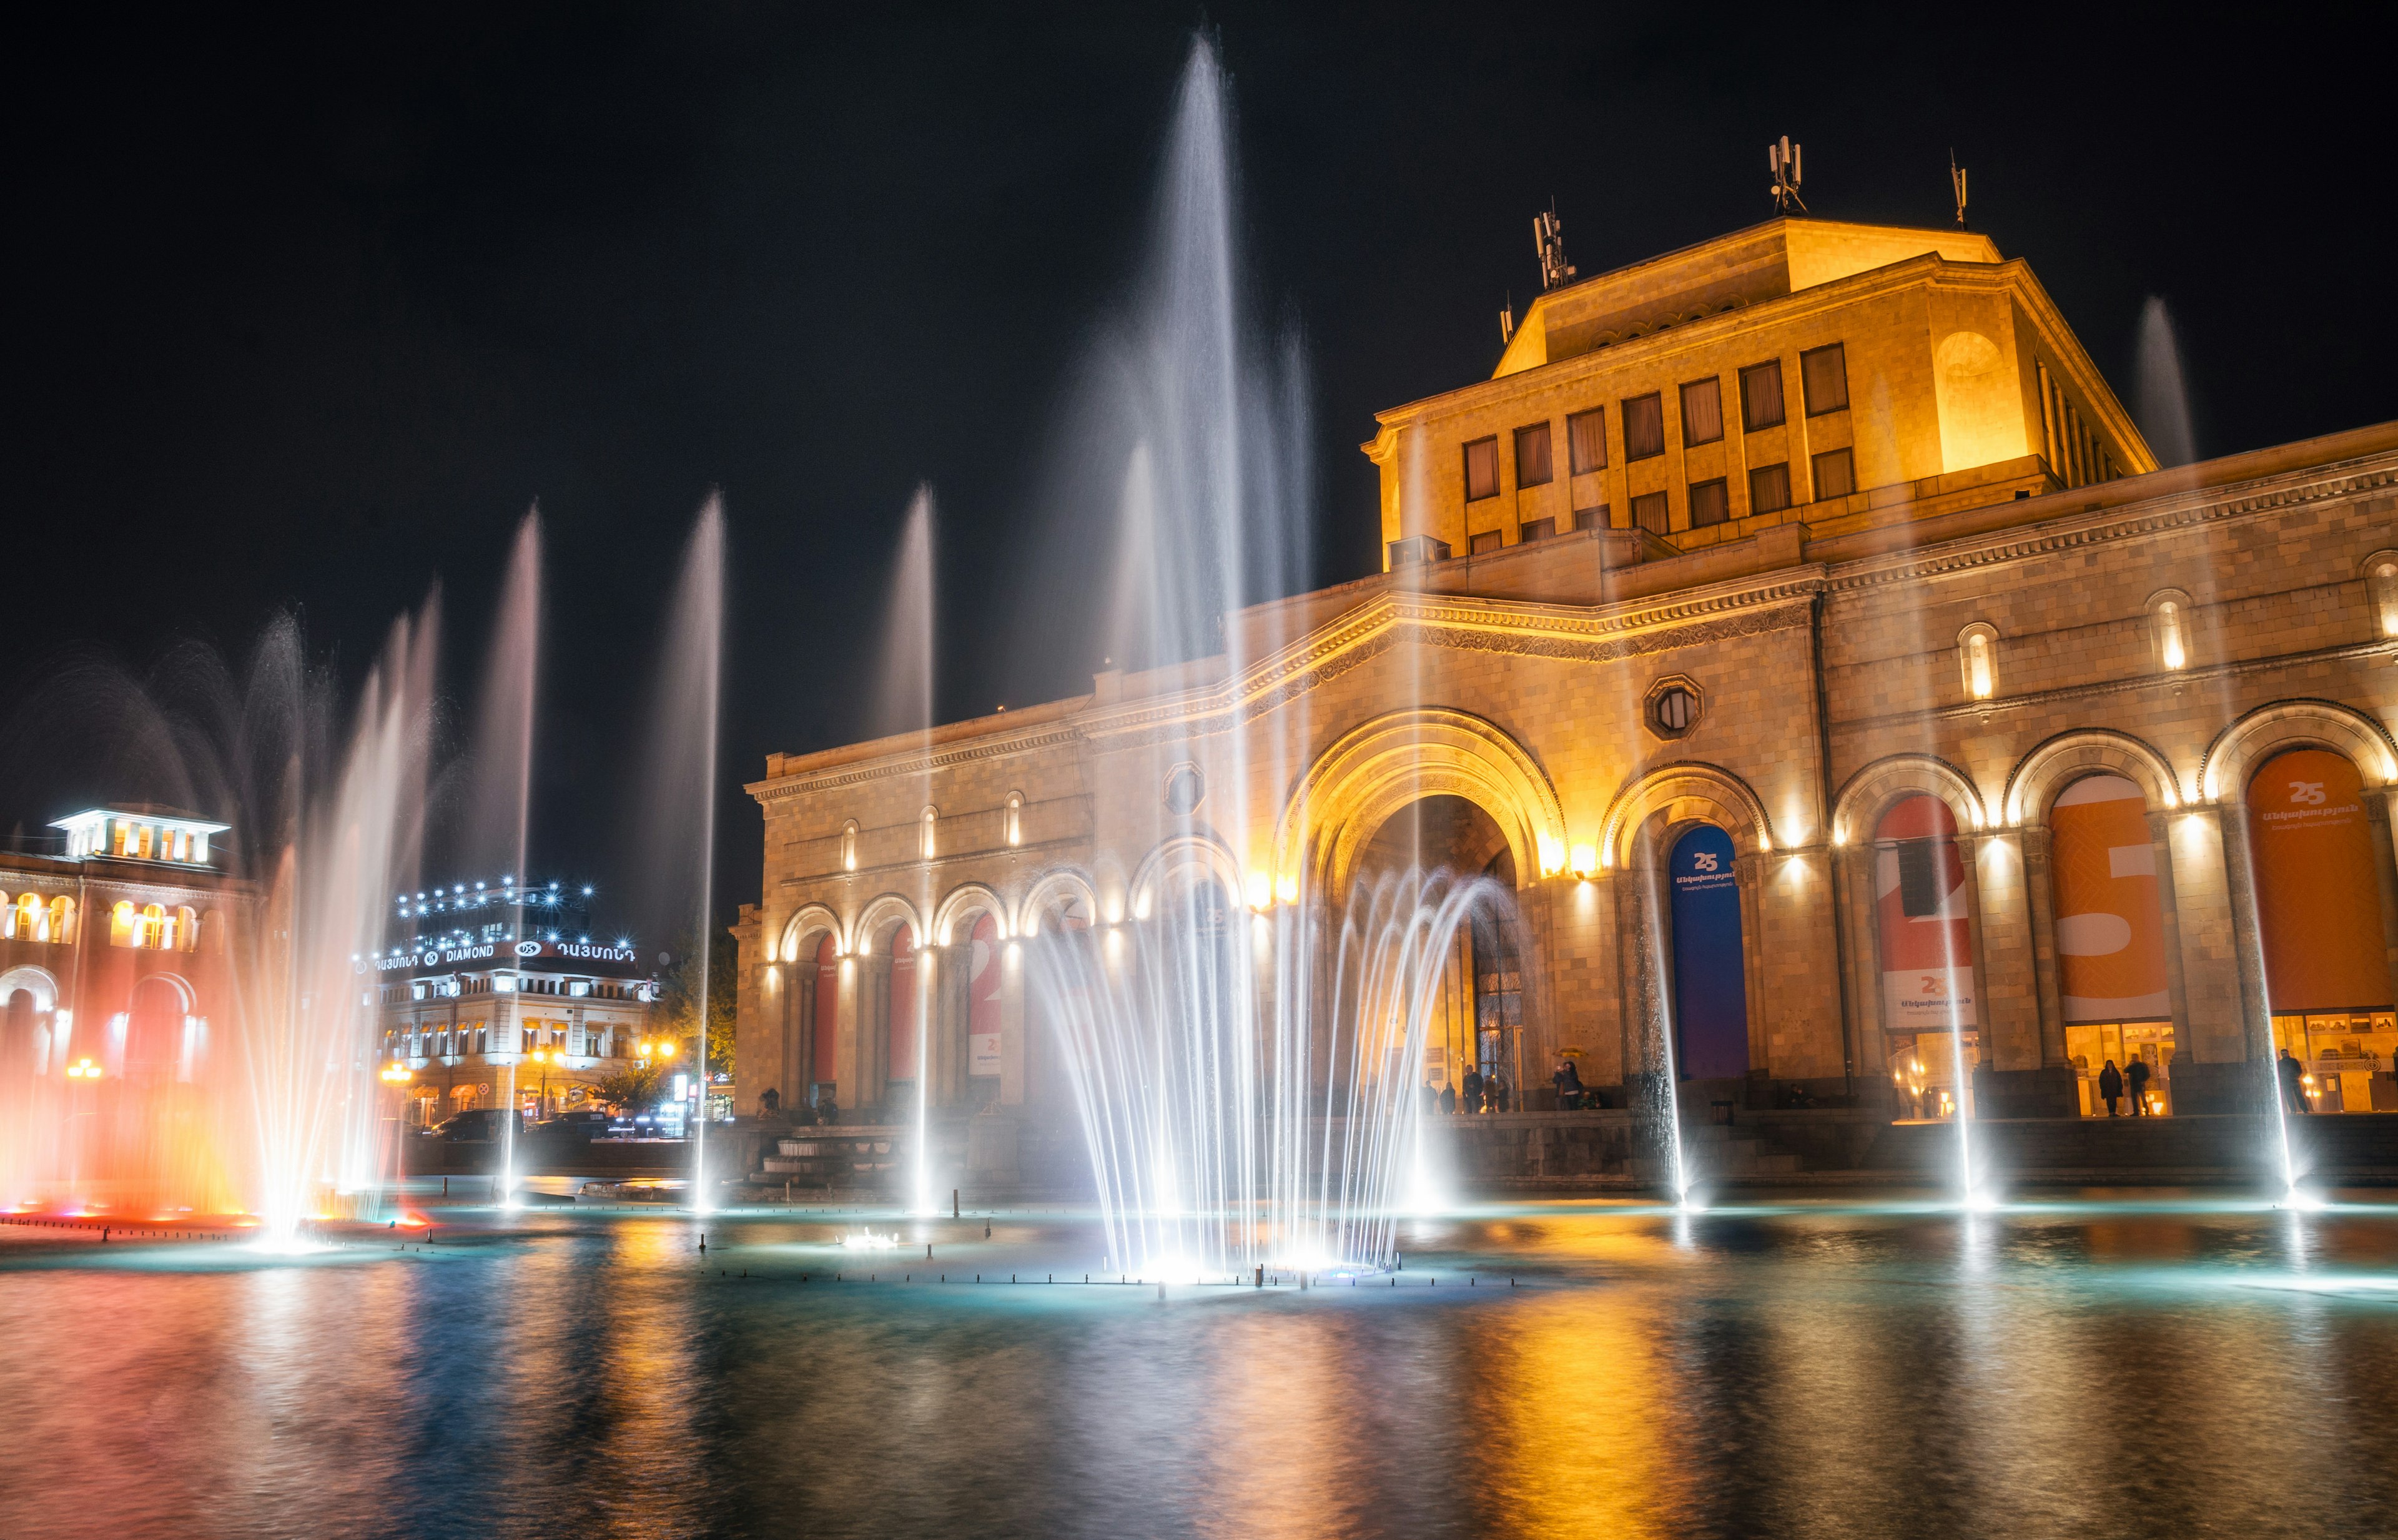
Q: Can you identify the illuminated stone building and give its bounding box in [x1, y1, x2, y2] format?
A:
[372, 878, 664, 1123]
[0, 807, 245, 1087]
[736, 216, 2398, 1133]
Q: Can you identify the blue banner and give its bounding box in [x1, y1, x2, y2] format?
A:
[1669, 825, 1750, 1080]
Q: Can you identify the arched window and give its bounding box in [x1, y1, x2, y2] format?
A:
[8, 893, 32, 941]
[2366, 551, 2398, 638]
[920, 806, 938, 861]
[2249, 748, 2397, 1111]
[1956, 623, 2000, 701]
[2048, 775, 2174, 1115]
[840, 821, 859, 872]
[174, 907, 197, 951]
[1873, 794, 1978, 1118]
[2146, 588, 2192, 671]
[110, 901, 138, 947]
[49, 897, 73, 945]
[140, 903, 169, 949]
[1004, 792, 1024, 847]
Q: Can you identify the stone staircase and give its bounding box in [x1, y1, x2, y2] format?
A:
[1630, 1118, 1803, 1184]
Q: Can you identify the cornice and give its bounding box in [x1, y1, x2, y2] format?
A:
[1823, 449, 2398, 600]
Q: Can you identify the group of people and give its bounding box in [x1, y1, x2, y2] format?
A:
[2092, 1056, 2154, 1116]
[1430, 1065, 1512, 1115]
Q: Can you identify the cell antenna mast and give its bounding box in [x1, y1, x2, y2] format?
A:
[1769, 136, 1806, 214]
[1950, 151, 1968, 228]
[1499, 292, 1515, 347]
[1533, 205, 1576, 292]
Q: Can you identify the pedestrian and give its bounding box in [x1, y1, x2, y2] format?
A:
[1461, 1065, 1484, 1115]
[1438, 1084, 1456, 1115]
[1552, 1057, 1584, 1112]
[1488, 1073, 1511, 1113]
[2126, 1056, 2152, 1117]
[759, 1087, 781, 1116]
[2098, 1059, 2123, 1117]
[2278, 1047, 2311, 1114]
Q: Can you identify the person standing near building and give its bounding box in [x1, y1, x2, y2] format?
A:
[1553, 1057, 1584, 1112]
[1461, 1065, 1484, 1115]
[2098, 1059, 2123, 1117]
[2125, 1057, 2152, 1116]
[2278, 1048, 2311, 1113]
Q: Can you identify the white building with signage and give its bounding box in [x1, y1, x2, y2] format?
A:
[370, 876, 666, 1123]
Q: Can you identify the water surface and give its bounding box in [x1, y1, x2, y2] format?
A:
[5, 1192, 2394, 1539]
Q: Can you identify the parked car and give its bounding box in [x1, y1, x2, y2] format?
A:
[430, 1108, 525, 1143]
[544, 1109, 614, 1138]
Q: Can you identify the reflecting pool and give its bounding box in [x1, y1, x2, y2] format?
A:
[5, 1191, 2397, 1539]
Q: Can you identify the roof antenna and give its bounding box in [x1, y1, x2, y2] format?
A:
[1950, 150, 1968, 229]
[1769, 136, 1806, 214]
[1499, 290, 1515, 347]
[1533, 204, 1576, 292]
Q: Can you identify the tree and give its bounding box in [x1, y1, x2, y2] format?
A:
[654, 922, 738, 1071]
[591, 1060, 668, 1113]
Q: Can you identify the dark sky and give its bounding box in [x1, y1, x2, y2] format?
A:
[6, 4, 2394, 934]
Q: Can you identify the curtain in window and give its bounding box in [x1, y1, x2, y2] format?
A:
[1802, 343, 1849, 413]
[1513, 423, 1552, 486]
[1749, 463, 1792, 514]
[1689, 478, 1730, 527]
[1622, 394, 1664, 458]
[1740, 360, 1785, 430]
[1812, 447, 1855, 499]
[1680, 378, 1724, 445]
[1463, 438, 1500, 500]
[1567, 408, 1606, 472]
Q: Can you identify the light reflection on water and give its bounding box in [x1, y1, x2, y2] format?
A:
[4, 1197, 2397, 1539]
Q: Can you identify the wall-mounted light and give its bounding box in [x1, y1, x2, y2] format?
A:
[1246, 871, 1273, 912]
[1537, 835, 1566, 878]
[1275, 874, 1299, 906]
[1569, 843, 1597, 880]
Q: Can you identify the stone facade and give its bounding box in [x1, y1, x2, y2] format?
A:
[737, 219, 2398, 1132]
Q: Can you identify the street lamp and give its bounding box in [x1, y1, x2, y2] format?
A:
[66, 1057, 102, 1080]
[528, 1047, 555, 1121]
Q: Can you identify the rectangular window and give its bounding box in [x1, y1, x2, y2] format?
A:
[1468, 529, 1503, 555]
[1739, 360, 1786, 431]
[1802, 343, 1849, 415]
[1622, 393, 1665, 460]
[1567, 408, 1607, 473]
[1812, 446, 1855, 500]
[1517, 516, 1556, 542]
[1679, 378, 1724, 446]
[1630, 490, 1670, 535]
[1748, 462, 1792, 515]
[1688, 478, 1730, 528]
[1573, 505, 1607, 531]
[1513, 422, 1553, 487]
[1897, 841, 1940, 918]
[1463, 437, 1500, 501]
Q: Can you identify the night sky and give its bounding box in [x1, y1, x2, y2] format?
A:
[6, 5, 2393, 934]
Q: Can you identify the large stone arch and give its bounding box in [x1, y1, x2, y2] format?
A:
[1129, 834, 1244, 922]
[2199, 699, 2398, 804]
[1016, 869, 1101, 937]
[1832, 753, 1990, 847]
[776, 902, 844, 962]
[0, 964, 60, 1014]
[1599, 761, 1775, 871]
[1275, 707, 1566, 901]
[931, 882, 1010, 946]
[852, 893, 924, 954]
[2003, 728, 2183, 827]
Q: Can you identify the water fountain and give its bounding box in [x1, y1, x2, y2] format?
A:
[871, 488, 937, 1215]
[0, 603, 440, 1245]
[996, 39, 1563, 1275]
[630, 496, 726, 1210]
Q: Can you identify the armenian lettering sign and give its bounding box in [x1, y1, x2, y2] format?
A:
[1874, 794, 1978, 1029]
[1669, 824, 1750, 1079]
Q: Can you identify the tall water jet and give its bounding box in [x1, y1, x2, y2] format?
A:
[871, 488, 937, 1214]
[461, 511, 542, 1207]
[2135, 297, 2198, 469]
[632, 497, 726, 1211]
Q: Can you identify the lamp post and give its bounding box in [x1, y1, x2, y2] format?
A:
[528, 1048, 554, 1122]
[380, 1062, 413, 1201]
